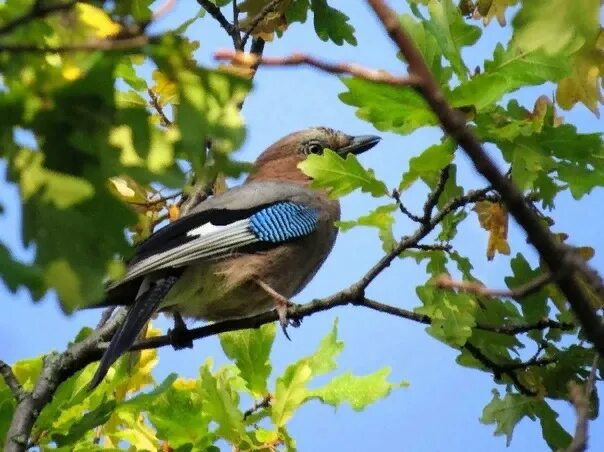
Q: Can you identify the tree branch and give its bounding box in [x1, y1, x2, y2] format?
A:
[148, 88, 173, 126]
[240, 0, 284, 48]
[196, 0, 240, 48]
[464, 343, 545, 396]
[435, 273, 552, 300]
[243, 393, 272, 420]
[367, 0, 604, 354]
[566, 353, 599, 452]
[391, 188, 423, 223]
[0, 35, 153, 53]
[214, 50, 422, 87]
[422, 165, 450, 222]
[0, 360, 26, 403]
[0, 1, 77, 36]
[4, 310, 127, 452]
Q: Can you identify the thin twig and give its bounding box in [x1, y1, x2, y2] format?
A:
[0, 360, 26, 403]
[367, 0, 604, 353]
[240, 0, 284, 48]
[148, 88, 173, 126]
[422, 165, 450, 222]
[566, 353, 599, 452]
[391, 189, 422, 223]
[0, 35, 153, 53]
[463, 343, 539, 396]
[0, 1, 76, 36]
[435, 273, 552, 300]
[243, 394, 272, 420]
[232, 0, 242, 50]
[196, 0, 240, 48]
[410, 244, 452, 252]
[214, 50, 422, 87]
[153, 0, 177, 21]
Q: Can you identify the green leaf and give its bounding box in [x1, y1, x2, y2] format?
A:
[199, 362, 245, 442]
[51, 400, 116, 446]
[415, 285, 476, 346]
[174, 7, 205, 34]
[419, 0, 481, 79]
[399, 140, 455, 190]
[450, 43, 570, 111]
[481, 390, 571, 448]
[340, 78, 437, 135]
[311, 368, 405, 411]
[219, 323, 276, 396]
[306, 319, 344, 376]
[400, 14, 452, 85]
[512, 0, 600, 55]
[272, 361, 312, 427]
[309, 0, 356, 46]
[142, 376, 211, 448]
[0, 380, 16, 446]
[481, 390, 534, 446]
[175, 69, 249, 171]
[504, 254, 549, 340]
[299, 149, 388, 198]
[338, 204, 397, 251]
[286, 0, 310, 23]
[0, 242, 44, 298]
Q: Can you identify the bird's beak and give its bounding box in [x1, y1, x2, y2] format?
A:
[337, 135, 381, 156]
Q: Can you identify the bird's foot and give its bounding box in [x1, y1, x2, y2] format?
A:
[256, 279, 300, 340]
[168, 312, 193, 350]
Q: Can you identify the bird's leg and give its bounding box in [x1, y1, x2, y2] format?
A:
[168, 312, 194, 350]
[255, 279, 301, 340]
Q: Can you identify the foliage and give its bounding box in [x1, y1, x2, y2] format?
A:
[0, 0, 603, 450]
[0, 321, 403, 449]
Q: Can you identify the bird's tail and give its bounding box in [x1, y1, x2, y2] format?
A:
[88, 275, 179, 390]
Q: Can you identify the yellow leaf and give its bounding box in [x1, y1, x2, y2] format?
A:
[168, 204, 180, 221]
[474, 201, 511, 260]
[76, 3, 121, 38]
[62, 64, 82, 81]
[173, 377, 197, 390]
[239, 0, 289, 41]
[556, 31, 604, 117]
[151, 70, 178, 105]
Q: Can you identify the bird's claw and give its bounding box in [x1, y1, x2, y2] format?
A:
[168, 313, 193, 350]
[275, 303, 302, 341]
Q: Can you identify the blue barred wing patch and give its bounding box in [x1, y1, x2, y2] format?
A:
[249, 202, 319, 243]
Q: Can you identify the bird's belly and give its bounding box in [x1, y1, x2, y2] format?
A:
[161, 251, 308, 321]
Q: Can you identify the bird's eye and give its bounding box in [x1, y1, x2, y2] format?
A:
[307, 143, 324, 154]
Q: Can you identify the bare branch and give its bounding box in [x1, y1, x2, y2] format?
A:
[435, 273, 552, 300]
[422, 165, 450, 222]
[214, 50, 422, 87]
[196, 0, 241, 48]
[366, 0, 604, 353]
[243, 394, 272, 420]
[148, 88, 173, 127]
[463, 343, 545, 396]
[0, 360, 26, 403]
[240, 0, 284, 48]
[0, 1, 76, 36]
[0, 35, 153, 53]
[391, 188, 422, 223]
[4, 310, 126, 452]
[566, 353, 599, 452]
[153, 0, 177, 21]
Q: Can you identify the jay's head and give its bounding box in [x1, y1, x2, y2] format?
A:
[247, 127, 381, 184]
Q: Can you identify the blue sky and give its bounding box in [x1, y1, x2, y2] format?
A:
[1, 1, 603, 450]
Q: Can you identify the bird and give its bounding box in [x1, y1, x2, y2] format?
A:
[88, 127, 381, 389]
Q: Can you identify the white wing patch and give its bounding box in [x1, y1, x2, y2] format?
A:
[187, 222, 222, 237]
[112, 219, 257, 287]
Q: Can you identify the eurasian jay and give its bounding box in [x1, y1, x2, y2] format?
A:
[88, 127, 381, 389]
